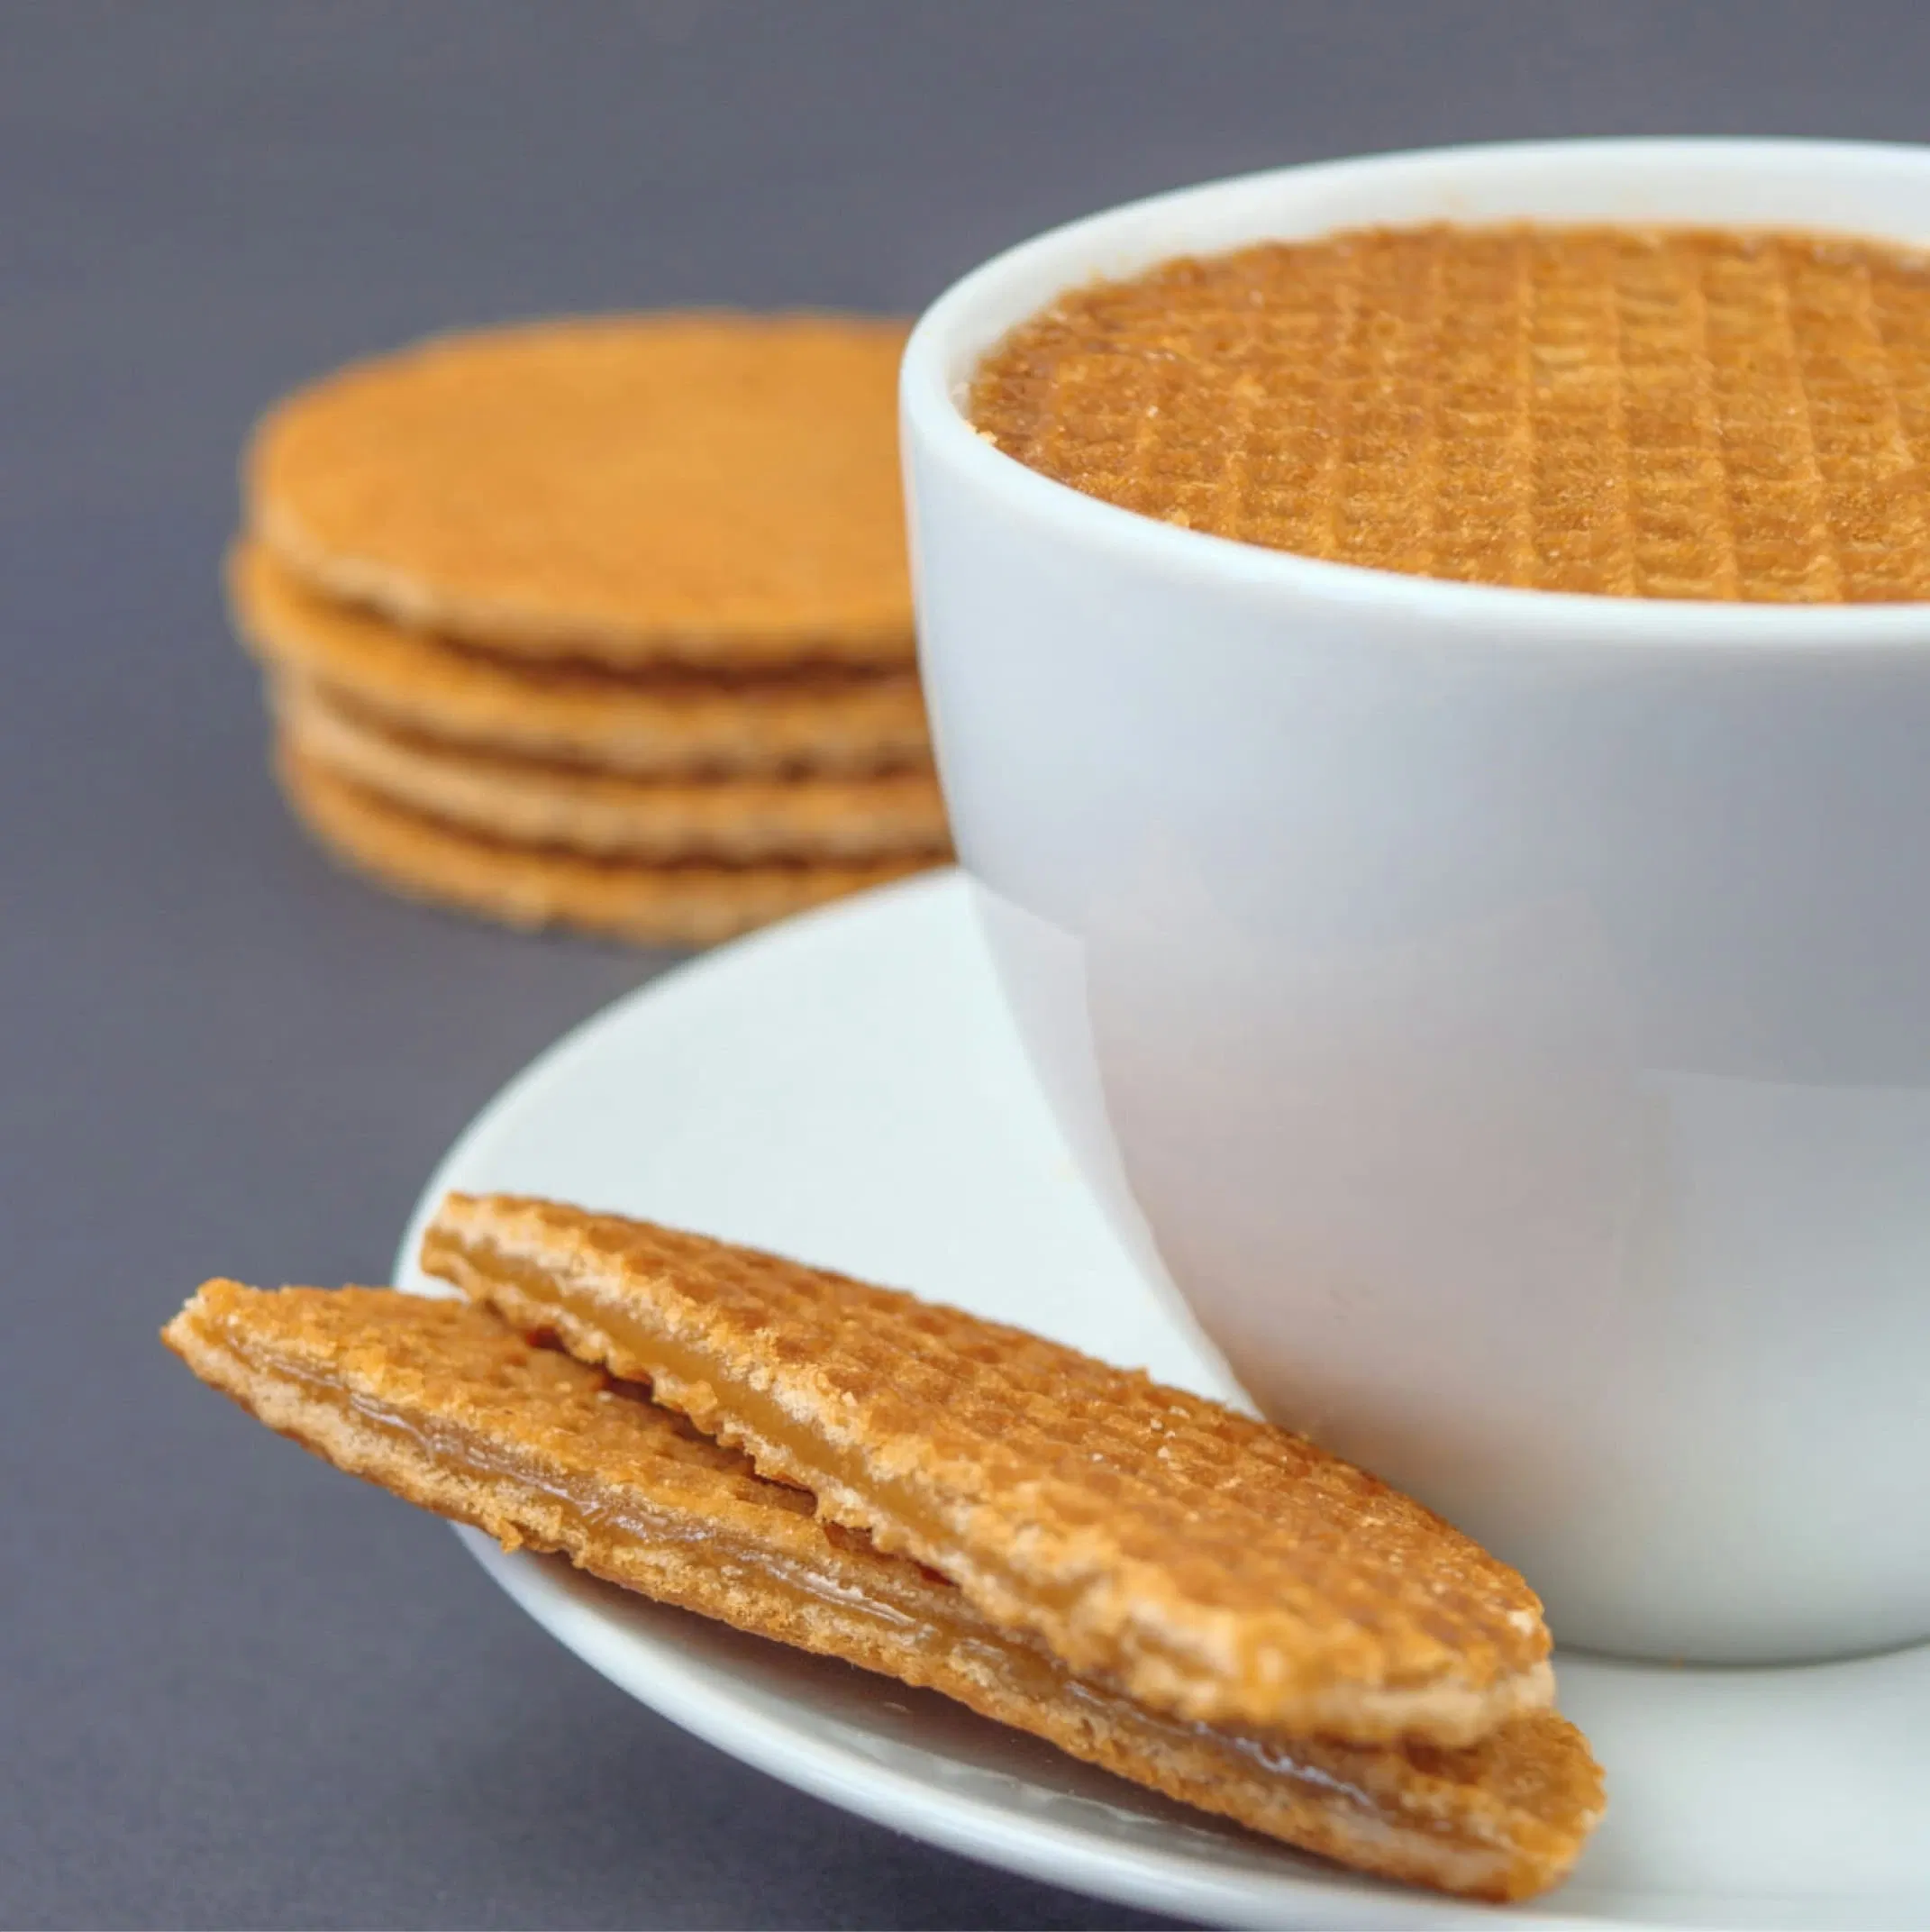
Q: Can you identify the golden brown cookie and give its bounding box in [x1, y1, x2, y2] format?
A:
[423, 1194, 1556, 1748]
[275, 741, 933, 946]
[248, 314, 916, 664]
[162, 1280, 1604, 1901]
[229, 541, 933, 779]
[971, 223, 1930, 601]
[272, 676, 951, 865]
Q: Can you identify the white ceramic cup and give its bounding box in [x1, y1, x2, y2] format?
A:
[903, 139, 1930, 1664]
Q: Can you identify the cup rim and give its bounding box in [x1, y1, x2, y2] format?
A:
[902, 136, 1930, 652]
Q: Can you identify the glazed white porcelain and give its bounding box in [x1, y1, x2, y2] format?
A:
[902, 141, 1930, 1663]
[396, 875, 1930, 1927]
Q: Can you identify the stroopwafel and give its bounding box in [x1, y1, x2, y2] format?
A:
[273, 676, 951, 866]
[275, 743, 933, 948]
[249, 314, 916, 664]
[422, 1193, 1557, 1748]
[231, 541, 933, 780]
[970, 223, 1930, 601]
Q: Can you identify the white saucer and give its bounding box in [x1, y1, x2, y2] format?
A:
[396, 871, 1930, 1929]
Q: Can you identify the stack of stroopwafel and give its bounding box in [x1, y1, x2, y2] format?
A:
[232, 314, 949, 947]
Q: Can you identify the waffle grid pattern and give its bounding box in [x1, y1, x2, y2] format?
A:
[427, 1195, 1550, 1739]
[970, 224, 1930, 602]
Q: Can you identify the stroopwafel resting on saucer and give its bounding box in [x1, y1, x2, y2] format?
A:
[423, 1193, 1561, 1751]
[163, 1244, 1604, 1902]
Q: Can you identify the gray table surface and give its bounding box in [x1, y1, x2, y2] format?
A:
[7, 5, 1929, 1926]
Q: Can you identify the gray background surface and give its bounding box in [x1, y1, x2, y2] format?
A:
[5, 5, 1928, 1926]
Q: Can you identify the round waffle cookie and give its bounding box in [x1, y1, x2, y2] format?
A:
[229, 542, 933, 779]
[273, 676, 951, 865]
[276, 743, 933, 948]
[971, 223, 1930, 602]
[249, 314, 915, 665]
